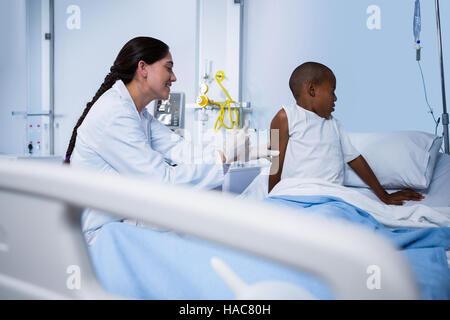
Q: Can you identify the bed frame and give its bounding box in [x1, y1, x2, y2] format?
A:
[0, 159, 419, 299]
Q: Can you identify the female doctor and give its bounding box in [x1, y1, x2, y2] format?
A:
[64, 37, 276, 239]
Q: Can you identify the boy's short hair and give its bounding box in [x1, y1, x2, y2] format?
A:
[289, 62, 333, 99]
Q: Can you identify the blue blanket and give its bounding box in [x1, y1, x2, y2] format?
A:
[88, 195, 450, 299]
[89, 222, 333, 299]
[266, 195, 450, 300]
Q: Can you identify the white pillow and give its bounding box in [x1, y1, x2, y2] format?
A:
[344, 131, 443, 189]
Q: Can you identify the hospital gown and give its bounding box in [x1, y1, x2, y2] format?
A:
[281, 103, 360, 184]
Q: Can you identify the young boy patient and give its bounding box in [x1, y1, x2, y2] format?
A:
[268, 62, 423, 205]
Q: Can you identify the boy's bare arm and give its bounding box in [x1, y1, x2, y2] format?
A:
[268, 109, 289, 193]
[347, 155, 424, 205]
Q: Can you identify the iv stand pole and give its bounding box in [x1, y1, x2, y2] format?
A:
[435, 0, 449, 154]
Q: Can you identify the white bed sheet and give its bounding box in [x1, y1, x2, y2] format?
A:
[239, 153, 450, 207]
[238, 153, 450, 266]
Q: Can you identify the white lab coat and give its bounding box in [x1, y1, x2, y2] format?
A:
[71, 80, 227, 234]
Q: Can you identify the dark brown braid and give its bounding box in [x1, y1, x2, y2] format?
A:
[63, 36, 169, 164]
[63, 71, 119, 164]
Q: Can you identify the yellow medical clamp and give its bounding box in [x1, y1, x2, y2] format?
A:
[197, 71, 240, 132]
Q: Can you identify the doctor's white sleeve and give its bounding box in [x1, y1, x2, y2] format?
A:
[96, 111, 225, 189]
[148, 116, 221, 166]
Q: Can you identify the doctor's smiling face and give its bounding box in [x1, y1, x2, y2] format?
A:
[143, 51, 177, 100]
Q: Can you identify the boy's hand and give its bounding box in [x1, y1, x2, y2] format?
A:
[380, 189, 424, 206]
[347, 156, 425, 206]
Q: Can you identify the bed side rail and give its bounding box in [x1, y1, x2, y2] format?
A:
[0, 159, 419, 299]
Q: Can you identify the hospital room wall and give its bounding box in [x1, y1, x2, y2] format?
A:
[0, 0, 28, 155]
[1, 0, 450, 156]
[241, 0, 450, 134]
[52, 0, 199, 157]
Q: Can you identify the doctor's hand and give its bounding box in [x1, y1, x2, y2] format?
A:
[380, 189, 424, 206]
[222, 124, 250, 164]
[220, 125, 280, 163]
[249, 143, 280, 161]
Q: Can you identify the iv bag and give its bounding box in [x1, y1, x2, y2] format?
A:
[414, 0, 421, 43]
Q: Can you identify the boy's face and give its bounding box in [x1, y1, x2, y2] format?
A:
[312, 73, 337, 119]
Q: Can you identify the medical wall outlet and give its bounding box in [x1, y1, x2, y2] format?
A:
[25, 117, 50, 156]
[154, 92, 185, 131]
[197, 71, 241, 131]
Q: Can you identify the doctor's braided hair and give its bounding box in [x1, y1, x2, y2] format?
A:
[64, 37, 169, 164]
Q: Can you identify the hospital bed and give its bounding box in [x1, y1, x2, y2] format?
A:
[236, 131, 450, 300]
[0, 158, 422, 300]
[241, 131, 450, 209]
